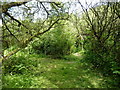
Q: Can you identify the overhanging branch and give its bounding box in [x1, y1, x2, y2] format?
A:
[1, 18, 60, 62]
[2, 18, 20, 42]
[2, 0, 32, 13]
[5, 12, 28, 29]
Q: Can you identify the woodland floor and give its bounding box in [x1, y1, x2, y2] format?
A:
[2, 53, 116, 88]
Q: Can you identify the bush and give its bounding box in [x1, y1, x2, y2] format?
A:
[31, 25, 75, 57]
[83, 51, 120, 76]
[2, 54, 37, 75]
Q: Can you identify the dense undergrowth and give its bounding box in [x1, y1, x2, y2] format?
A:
[1, 1, 120, 89]
[2, 50, 120, 88]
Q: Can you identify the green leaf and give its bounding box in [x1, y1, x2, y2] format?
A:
[113, 71, 120, 74]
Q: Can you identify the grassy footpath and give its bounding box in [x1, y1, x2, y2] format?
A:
[2, 53, 116, 88]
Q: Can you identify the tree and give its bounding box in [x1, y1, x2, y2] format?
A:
[78, 1, 119, 54]
[0, 0, 69, 62]
[77, 1, 120, 74]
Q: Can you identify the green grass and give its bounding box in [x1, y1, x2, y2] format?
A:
[2, 52, 117, 88]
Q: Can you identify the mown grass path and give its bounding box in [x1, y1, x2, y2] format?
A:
[3, 54, 115, 88]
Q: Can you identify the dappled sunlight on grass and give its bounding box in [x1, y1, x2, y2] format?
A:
[2, 53, 116, 88]
[2, 74, 58, 88]
[29, 55, 113, 88]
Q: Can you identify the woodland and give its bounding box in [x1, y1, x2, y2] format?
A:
[0, 0, 120, 88]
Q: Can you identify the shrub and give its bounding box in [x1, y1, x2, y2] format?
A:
[2, 54, 37, 75]
[31, 25, 75, 57]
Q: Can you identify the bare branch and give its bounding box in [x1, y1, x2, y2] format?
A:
[1, 18, 60, 62]
[40, 2, 50, 16]
[78, 1, 99, 40]
[5, 12, 28, 29]
[1, 0, 32, 13]
[2, 18, 20, 42]
[24, 18, 60, 46]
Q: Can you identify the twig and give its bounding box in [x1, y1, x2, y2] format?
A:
[2, 18, 20, 42]
[5, 12, 28, 29]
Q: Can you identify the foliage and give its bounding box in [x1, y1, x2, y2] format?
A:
[82, 50, 120, 85]
[31, 22, 75, 57]
[3, 52, 38, 75]
[2, 52, 118, 88]
[71, 2, 120, 78]
[2, 1, 120, 88]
